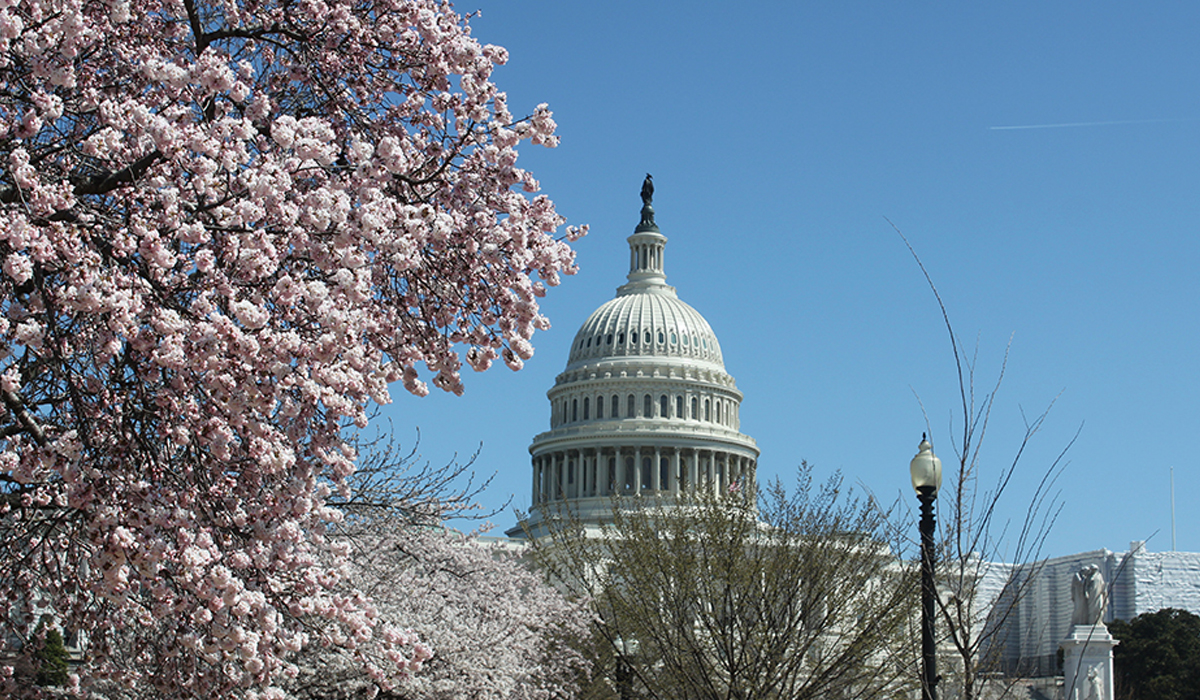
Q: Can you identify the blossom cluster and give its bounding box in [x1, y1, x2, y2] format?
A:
[0, 0, 581, 696]
[286, 526, 592, 700]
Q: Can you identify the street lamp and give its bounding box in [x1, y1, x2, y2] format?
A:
[613, 636, 638, 700]
[910, 434, 942, 700]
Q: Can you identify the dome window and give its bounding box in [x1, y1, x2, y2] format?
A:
[596, 395, 604, 419]
[613, 394, 620, 417]
[675, 395, 683, 419]
[644, 394, 652, 418]
[631, 331, 638, 344]
[670, 332, 677, 344]
[660, 395, 668, 418]
[657, 331, 665, 344]
[606, 334, 613, 345]
[572, 399, 578, 422]
[692, 397, 698, 419]
[586, 337, 591, 347]
[705, 399, 711, 421]
[583, 397, 589, 420]
[627, 394, 635, 417]
[618, 332, 625, 344]
[682, 334, 689, 345]
[595, 335, 601, 348]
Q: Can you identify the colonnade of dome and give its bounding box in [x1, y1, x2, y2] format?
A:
[513, 181, 759, 532]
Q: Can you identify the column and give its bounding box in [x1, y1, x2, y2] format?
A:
[670, 449, 680, 496]
[533, 456, 542, 505]
[633, 446, 641, 496]
[688, 450, 699, 498]
[652, 446, 662, 492]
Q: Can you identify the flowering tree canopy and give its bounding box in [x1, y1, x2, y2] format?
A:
[0, 0, 581, 695]
[286, 527, 593, 700]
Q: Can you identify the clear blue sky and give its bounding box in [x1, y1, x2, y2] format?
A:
[379, 1, 1200, 558]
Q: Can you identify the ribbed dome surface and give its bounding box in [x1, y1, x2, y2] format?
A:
[565, 290, 725, 371]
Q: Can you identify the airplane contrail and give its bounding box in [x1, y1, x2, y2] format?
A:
[989, 118, 1183, 130]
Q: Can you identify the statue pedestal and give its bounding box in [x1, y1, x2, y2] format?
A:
[1061, 624, 1118, 700]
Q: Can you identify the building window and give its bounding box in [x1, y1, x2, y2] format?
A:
[660, 395, 668, 418]
[675, 395, 683, 419]
[644, 394, 652, 418]
[631, 331, 638, 344]
[613, 394, 620, 418]
[670, 332, 677, 344]
[628, 394, 635, 417]
[658, 331, 665, 344]
[563, 402, 569, 424]
[642, 457, 652, 489]
[583, 397, 589, 420]
[607, 334, 613, 345]
[572, 399, 578, 422]
[716, 402, 722, 424]
[618, 332, 625, 344]
[692, 397, 698, 420]
[705, 398, 711, 421]
[597, 395, 604, 419]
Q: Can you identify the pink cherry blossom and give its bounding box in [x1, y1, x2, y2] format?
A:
[0, 0, 583, 696]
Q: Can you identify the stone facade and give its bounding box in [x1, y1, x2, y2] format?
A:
[982, 542, 1200, 676]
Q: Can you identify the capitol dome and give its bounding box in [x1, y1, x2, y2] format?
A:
[511, 178, 759, 534]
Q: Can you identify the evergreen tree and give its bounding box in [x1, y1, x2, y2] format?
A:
[33, 624, 70, 687]
[1110, 608, 1200, 700]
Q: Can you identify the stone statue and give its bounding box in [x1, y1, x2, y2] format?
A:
[1085, 666, 1103, 700]
[640, 173, 654, 207]
[1071, 564, 1106, 626]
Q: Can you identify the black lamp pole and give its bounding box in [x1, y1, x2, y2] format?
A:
[910, 436, 941, 700]
[918, 484, 938, 700]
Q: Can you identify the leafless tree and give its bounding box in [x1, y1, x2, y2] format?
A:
[528, 464, 918, 700]
[892, 221, 1078, 700]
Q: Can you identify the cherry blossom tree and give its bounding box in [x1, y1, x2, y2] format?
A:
[284, 528, 593, 700]
[0, 0, 583, 695]
[280, 434, 594, 700]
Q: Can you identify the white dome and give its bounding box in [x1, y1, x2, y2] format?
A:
[565, 288, 725, 372]
[509, 180, 758, 537]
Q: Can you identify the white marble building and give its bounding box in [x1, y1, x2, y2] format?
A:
[981, 542, 1200, 676]
[508, 182, 759, 537]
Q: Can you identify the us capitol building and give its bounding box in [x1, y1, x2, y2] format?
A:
[501, 178, 1200, 686]
[508, 178, 759, 537]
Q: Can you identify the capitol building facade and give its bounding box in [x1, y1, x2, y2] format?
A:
[508, 182, 758, 536]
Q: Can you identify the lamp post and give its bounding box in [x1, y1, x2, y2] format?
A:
[613, 636, 638, 700]
[910, 435, 942, 700]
